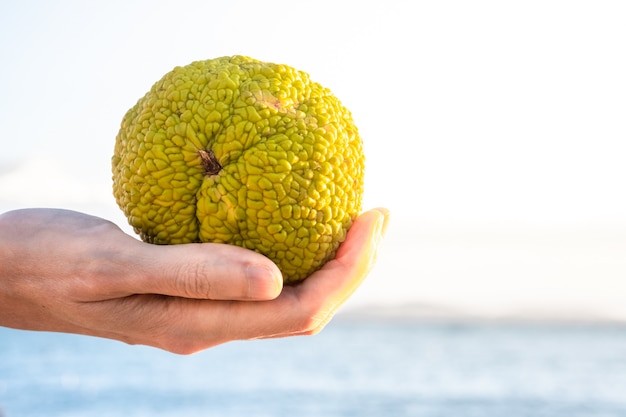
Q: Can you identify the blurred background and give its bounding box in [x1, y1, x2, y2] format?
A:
[1, 1, 626, 416]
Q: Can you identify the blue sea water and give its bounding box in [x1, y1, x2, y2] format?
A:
[1, 319, 626, 417]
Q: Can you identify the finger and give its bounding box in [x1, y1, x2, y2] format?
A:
[111, 241, 284, 301]
[196, 208, 389, 344]
[272, 207, 390, 336]
[121, 207, 386, 304]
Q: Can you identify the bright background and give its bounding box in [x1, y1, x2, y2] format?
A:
[1, 0, 625, 321]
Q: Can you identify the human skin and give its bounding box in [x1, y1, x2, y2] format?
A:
[0, 207, 388, 354]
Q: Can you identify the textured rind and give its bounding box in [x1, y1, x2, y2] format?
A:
[112, 55, 364, 283]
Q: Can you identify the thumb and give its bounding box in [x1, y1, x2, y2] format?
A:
[120, 241, 284, 301]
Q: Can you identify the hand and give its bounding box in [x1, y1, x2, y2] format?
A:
[0, 207, 388, 354]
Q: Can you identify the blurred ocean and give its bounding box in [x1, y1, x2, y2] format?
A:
[2, 318, 626, 417]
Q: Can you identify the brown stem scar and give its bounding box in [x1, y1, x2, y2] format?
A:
[199, 149, 222, 176]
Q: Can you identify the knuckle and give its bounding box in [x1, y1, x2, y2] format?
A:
[291, 305, 332, 335]
[174, 263, 214, 299]
[163, 341, 204, 355]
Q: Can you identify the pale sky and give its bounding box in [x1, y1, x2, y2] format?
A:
[1, 1, 625, 319]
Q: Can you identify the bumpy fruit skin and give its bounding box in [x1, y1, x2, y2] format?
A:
[112, 56, 364, 283]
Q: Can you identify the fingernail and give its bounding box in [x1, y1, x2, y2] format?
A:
[246, 264, 283, 299]
[375, 207, 391, 237]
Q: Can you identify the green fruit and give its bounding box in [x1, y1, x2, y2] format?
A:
[112, 55, 364, 283]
